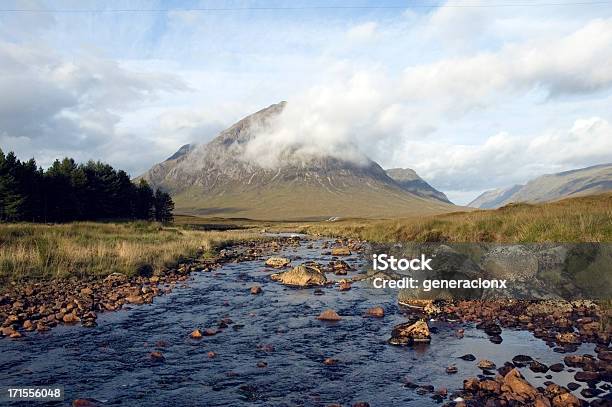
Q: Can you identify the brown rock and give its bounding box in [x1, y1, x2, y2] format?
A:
[80, 287, 93, 296]
[190, 329, 203, 339]
[62, 313, 81, 324]
[478, 359, 496, 370]
[446, 365, 458, 374]
[502, 368, 538, 399]
[265, 257, 291, 268]
[22, 320, 34, 330]
[317, 309, 342, 321]
[270, 264, 327, 287]
[338, 281, 351, 291]
[324, 358, 338, 366]
[556, 332, 579, 344]
[203, 328, 218, 336]
[125, 295, 144, 305]
[72, 399, 98, 407]
[389, 320, 431, 345]
[207, 351, 216, 358]
[366, 306, 385, 318]
[256, 361, 267, 368]
[250, 285, 262, 295]
[331, 247, 351, 256]
[150, 351, 164, 361]
[551, 392, 580, 407]
[535, 396, 552, 407]
[479, 379, 501, 394]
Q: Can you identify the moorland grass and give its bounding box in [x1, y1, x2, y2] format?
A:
[0, 221, 260, 286]
[301, 193, 612, 243]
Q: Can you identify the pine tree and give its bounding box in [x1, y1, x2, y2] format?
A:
[0, 151, 25, 221]
[134, 179, 155, 220]
[154, 189, 174, 223]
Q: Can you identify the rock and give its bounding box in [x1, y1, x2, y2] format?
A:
[338, 281, 351, 291]
[551, 392, 580, 407]
[265, 257, 291, 268]
[80, 287, 93, 296]
[478, 359, 496, 370]
[479, 379, 501, 394]
[324, 358, 338, 366]
[331, 247, 351, 256]
[389, 320, 431, 346]
[556, 332, 580, 344]
[464, 377, 480, 392]
[22, 320, 34, 330]
[574, 371, 599, 382]
[250, 285, 262, 295]
[190, 329, 203, 339]
[256, 361, 267, 368]
[270, 264, 327, 287]
[446, 365, 458, 374]
[564, 355, 584, 367]
[549, 363, 564, 372]
[502, 368, 538, 399]
[566, 382, 580, 391]
[62, 313, 81, 324]
[207, 351, 216, 358]
[535, 396, 552, 407]
[331, 260, 351, 273]
[530, 361, 549, 373]
[150, 351, 165, 361]
[203, 328, 217, 336]
[365, 306, 385, 318]
[459, 354, 476, 361]
[125, 295, 144, 305]
[512, 354, 533, 367]
[317, 309, 342, 321]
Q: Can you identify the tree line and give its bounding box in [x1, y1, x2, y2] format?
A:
[0, 149, 174, 223]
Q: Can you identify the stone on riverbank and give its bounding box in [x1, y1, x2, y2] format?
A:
[317, 309, 342, 321]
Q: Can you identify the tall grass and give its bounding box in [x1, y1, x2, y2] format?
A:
[0, 221, 260, 286]
[303, 194, 612, 243]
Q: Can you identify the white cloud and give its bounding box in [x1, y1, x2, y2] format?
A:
[346, 22, 379, 42]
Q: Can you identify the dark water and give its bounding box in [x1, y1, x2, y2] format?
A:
[0, 237, 599, 406]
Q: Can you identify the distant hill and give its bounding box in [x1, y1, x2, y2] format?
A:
[138, 102, 459, 220]
[468, 164, 612, 208]
[385, 168, 451, 204]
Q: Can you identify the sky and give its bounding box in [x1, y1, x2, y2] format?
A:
[1, 0, 612, 204]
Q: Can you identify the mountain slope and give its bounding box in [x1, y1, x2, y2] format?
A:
[468, 164, 612, 208]
[139, 102, 458, 220]
[385, 168, 451, 203]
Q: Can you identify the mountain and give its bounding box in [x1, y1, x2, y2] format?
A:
[139, 102, 458, 220]
[468, 185, 524, 209]
[468, 164, 612, 208]
[385, 168, 451, 204]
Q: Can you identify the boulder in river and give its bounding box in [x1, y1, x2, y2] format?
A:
[265, 257, 291, 268]
[365, 306, 385, 318]
[270, 264, 327, 287]
[317, 309, 342, 321]
[388, 320, 431, 346]
[250, 285, 262, 295]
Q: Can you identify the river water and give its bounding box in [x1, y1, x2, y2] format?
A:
[0, 237, 600, 406]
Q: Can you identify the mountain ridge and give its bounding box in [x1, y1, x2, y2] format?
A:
[468, 163, 612, 208]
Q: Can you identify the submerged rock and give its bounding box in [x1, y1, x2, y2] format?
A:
[365, 306, 385, 318]
[270, 264, 327, 287]
[388, 320, 431, 346]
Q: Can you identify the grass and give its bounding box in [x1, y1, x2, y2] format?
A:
[299, 193, 612, 243]
[0, 221, 261, 287]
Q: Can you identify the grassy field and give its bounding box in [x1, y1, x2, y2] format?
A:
[0, 222, 261, 286]
[300, 193, 612, 243]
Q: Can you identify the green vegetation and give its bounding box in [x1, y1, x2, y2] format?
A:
[0, 222, 261, 287]
[0, 149, 173, 223]
[300, 193, 612, 243]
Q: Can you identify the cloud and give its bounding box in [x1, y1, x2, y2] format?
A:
[405, 117, 612, 192]
[0, 40, 187, 172]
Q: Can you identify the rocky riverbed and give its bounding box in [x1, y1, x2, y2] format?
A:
[0, 235, 610, 406]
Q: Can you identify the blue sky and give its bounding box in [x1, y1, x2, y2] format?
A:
[1, 0, 612, 204]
